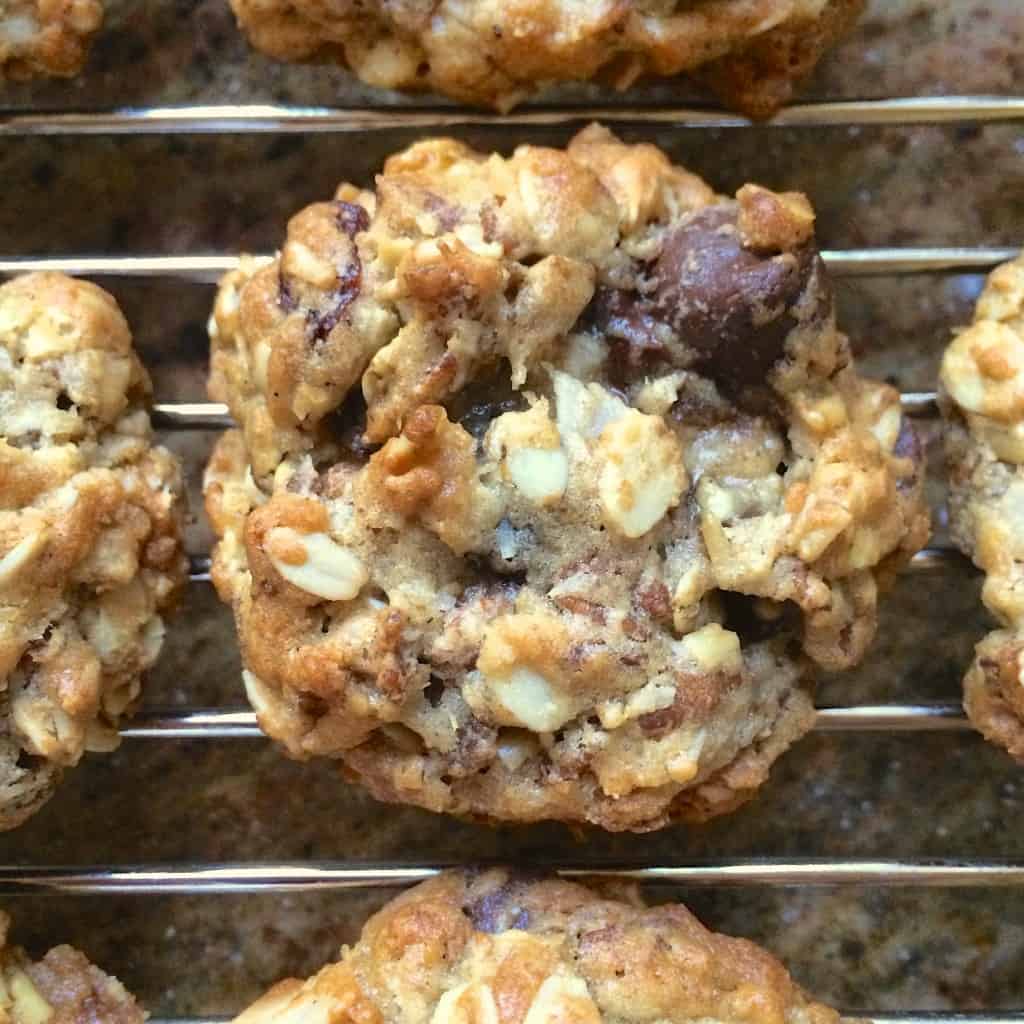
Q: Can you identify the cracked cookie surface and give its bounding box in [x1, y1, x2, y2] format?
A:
[0, 0, 102, 78]
[228, 0, 864, 118]
[0, 273, 186, 829]
[205, 126, 928, 832]
[941, 253, 1024, 763]
[0, 911, 144, 1024]
[235, 869, 847, 1024]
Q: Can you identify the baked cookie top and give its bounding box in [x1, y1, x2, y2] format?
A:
[0, 0, 102, 79]
[206, 125, 928, 831]
[228, 0, 863, 118]
[235, 869, 845, 1024]
[0, 911, 144, 1024]
[0, 273, 186, 829]
[940, 253, 1024, 761]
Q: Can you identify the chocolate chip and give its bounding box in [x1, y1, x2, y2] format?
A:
[651, 203, 820, 395]
[334, 200, 369, 239]
[304, 207, 368, 344]
[464, 882, 531, 934]
[892, 419, 923, 492]
[589, 286, 666, 372]
[278, 268, 297, 313]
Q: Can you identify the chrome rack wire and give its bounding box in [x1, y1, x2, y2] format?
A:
[4, 860, 1024, 893]
[2, 96, 1023, 135]
[1, 248, 1018, 283]
[118, 702, 973, 740]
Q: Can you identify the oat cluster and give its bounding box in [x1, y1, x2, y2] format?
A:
[0, 273, 186, 829]
[941, 254, 1024, 762]
[205, 126, 928, 831]
[228, 0, 863, 118]
[235, 870, 846, 1024]
[0, 0, 102, 78]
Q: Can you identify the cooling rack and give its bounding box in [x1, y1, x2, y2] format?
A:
[3, 80, 1024, 1024]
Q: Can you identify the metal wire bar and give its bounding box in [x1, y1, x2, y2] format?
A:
[2, 860, 1021, 893]
[2, 97, 1023, 136]
[156, 390, 946, 437]
[153, 403, 232, 431]
[118, 703, 971, 740]
[2, 249, 1016, 283]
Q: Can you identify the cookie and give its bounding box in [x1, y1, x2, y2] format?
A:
[236, 869, 846, 1024]
[0, 273, 187, 829]
[940, 253, 1024, 762]
[228, 0, 864, 118]
[1, 1, 102, 79]
[205, 125, 928, 832]
[0, 911, 144, 1024]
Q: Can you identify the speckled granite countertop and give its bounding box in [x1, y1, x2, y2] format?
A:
[2, 1, 1024, 1017]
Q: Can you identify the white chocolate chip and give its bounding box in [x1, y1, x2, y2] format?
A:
[596, 409, 686, 538]
[431, 984, 498, 1024]
[486, 667, 573, 734]
[634, 372, 686, 416]
[523, 976, 599, 1024]
[666, 727, 707, 784]
[266, 528, 368, 601]
[679, 623, 742, 673]
[283, 240, 338, 289]
[551, 370, 627, 441]
[505, 447, 568, 505]
[487, 400, 568, 505]
[8, 971, 53, 1024]
[495, 732, 540, 771]
[870, 403, 902, 453]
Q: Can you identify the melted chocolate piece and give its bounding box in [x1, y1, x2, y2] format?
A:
[464, 881, 531, 934]
[893, 418, 923, 492]
[305, 202, 370, 343]
[335, 200, 370, 239]
[590, 286, 666, 369]
[652, 204, 818, 395]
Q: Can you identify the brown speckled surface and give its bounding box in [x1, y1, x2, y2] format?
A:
[2, 1, 1024, 1018]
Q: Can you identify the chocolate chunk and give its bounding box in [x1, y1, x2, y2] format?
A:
[305, 203, 369, 343]
[278, 268, 298, 313]
[464, 882, 531, 934]
[334, 200, 370, 239]
[892, 418, 923, 493]
[652, 203, 821, 395]
[589, 286, 667, 371]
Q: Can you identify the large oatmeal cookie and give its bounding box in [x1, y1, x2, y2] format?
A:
[205, 126, 928, 831]
[0, 1, 102, 79]
[235, 869, 847, 1024]
[0, 273, 186, 829]
[228, 0, 863, 118]
[0, 911, 144, 1024]
[940, 253, 1024, 763]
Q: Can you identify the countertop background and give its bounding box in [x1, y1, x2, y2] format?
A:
[2, 1, 1023, 1016]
